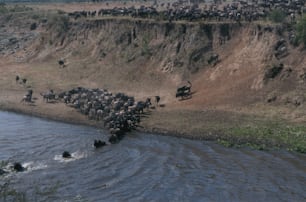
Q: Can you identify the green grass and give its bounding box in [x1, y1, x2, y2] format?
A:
[142, 110, 306, 153]
[0, 181, 27, 202]
[219, 122, 306, 153]
[0, 180, 90, 202]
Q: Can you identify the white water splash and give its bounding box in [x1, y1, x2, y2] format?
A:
[53, 151, 87, 163]
[23, 161, 48, 172]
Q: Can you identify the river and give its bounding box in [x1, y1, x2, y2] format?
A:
[0, 111, 305, 202]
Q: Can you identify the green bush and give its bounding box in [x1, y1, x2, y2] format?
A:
[141, 34, 152, 57]
[0, 3, 8, 14]
[9, 5, 32, 13]
[220, 24, 230, 38]
[296, 16, 306, 46]
[269, 9, 286, 23]
[264, 63, 284, 80]
[48, 14, 70, 37]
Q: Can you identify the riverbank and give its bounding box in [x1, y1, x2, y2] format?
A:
[0, 89, 305, 153]
[140, 108, 306, 153]
[0, 6, 305, 153]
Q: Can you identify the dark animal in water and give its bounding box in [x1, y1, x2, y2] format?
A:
[13, 162, 25, 172]
[62, 151, 72, 158]
[0, 168, 7, 175]
[176, 81, 192, 99]
[109, 134, 119, 144]
[94, 140, 106, 148]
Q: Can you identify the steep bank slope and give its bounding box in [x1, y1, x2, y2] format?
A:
[5, 14, 306, 110]
[0, 11, 306, 151]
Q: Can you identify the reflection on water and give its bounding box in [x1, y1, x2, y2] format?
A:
[0, 111, 305, 202]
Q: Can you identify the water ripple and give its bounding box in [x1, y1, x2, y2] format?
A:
[0, 111, 305, 202]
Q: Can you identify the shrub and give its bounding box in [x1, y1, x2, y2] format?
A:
[0, 3, 8, 14]
[141, 34, 151, 57]
[202, 24, 213, 40]
[269, 9, 286, 23]
[48, 14, 69, 37]
[220, 24, 230, 38]
[30, 23, 37, 30]
[9, 5, 32, 13]
[296, 16, 306, 47]
[264, 63, 284, 80]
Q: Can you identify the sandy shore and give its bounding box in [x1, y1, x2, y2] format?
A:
[1, 88, 306, 153]
[0, 88, 248, 139]
[0, 88, 282, 138]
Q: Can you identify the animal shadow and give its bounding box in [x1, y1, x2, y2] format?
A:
[178, 91, 196, 101]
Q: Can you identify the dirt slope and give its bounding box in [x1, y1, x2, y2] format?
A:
[1, 7, 306, 123]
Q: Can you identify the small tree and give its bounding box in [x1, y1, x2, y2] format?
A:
[269, 9, 286, 23]
[0, 3, 8, 14]
[296, 15, 306, 47]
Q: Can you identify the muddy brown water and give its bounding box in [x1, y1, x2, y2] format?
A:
[0, 111, 305, 201]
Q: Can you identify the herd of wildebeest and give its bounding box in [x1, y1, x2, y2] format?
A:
[18, 80, 191, 148]
[0, 72, 192, 174]
[1, 86, 156, 173]
[68, 0, 306, 23]
[21, 84, 192, 136]
[22, 87, 159, 145]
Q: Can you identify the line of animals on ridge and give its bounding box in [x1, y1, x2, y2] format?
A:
[67, 0, 306, 23]
[1, 77, 192, 174]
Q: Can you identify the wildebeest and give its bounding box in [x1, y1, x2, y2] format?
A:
[57, 87, 153, 144]
[13, 162, 25, 172]
[94, 140, 106, 148]
[40, 90, 56, 103]
[22, 78, 27, 85]
[15, 75, 19, 83]
[109, 134, 119, 144]
[176, 81, 192, 100]
[134, 98, 151, 114]
[207, 54, 219, 65]
[155, 96, 160, 106]
[58, 59, 65, 67]
[0, 168, 6, 175]
[21, 89, 33, 103]
[62, 151, 72, 158]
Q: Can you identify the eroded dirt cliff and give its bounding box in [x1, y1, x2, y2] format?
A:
[1, 10, 306, 120]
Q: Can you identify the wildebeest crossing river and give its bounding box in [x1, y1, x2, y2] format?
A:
[0, 111, 305, 201]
